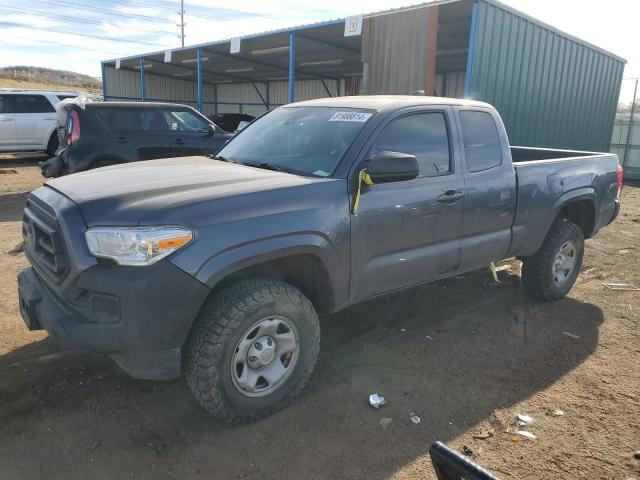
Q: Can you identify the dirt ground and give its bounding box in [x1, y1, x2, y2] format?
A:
[0, 153, 638, 480]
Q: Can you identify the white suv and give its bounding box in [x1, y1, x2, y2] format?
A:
[0, 89, 78, 156]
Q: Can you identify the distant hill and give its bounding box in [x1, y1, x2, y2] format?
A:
[0, 66, 101, 93]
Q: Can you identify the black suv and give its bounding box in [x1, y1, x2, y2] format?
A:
[42, 102, 230, 177]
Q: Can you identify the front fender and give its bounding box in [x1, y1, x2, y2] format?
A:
[193, 232, 348, 308]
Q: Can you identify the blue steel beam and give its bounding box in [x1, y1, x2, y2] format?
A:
[197, 47, 203, 112]
[139, 57, 146, 101]
[288, 32, 295, 103]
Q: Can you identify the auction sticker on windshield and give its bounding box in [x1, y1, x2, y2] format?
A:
[329, 112, 373, 122]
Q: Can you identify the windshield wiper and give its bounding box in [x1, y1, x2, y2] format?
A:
[208, 154, 230, 162]
[243, 162, 295, 174]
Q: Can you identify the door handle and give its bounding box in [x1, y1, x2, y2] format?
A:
[1, 119, 12, 122]
[175, 139, 185, 145]
[437, 190, 464, 203]
[113, 137, 128, 143]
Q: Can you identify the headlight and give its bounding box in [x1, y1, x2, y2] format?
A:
[85, 227, 193, 266]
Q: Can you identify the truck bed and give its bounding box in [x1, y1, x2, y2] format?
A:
[511, 146, 605, 162]
[508, 147, 620, 258]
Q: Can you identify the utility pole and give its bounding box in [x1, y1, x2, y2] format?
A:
[178, 0, 185, 47]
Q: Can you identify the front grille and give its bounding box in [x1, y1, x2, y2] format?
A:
[23, 197, 68, 283]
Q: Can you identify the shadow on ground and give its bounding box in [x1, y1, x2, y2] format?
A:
[0, 192, 29, 222]
[0, 269, 602, 480]
[0, 152, 46, 168]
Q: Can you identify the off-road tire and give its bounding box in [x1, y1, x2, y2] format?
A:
[45, 133, 58, 157]
[184, 278, 320, 424]
[521, 219, 584, 301]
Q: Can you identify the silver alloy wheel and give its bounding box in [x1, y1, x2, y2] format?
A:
[552, 240, 577, 287]
[230, 315, 300, 398]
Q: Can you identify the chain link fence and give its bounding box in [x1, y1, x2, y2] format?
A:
[611, 77, 640, 179]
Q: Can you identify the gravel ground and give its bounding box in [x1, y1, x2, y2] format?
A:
[0, 153, 638, 480]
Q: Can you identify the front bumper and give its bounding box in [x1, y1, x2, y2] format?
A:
[18, 261, 210, 380]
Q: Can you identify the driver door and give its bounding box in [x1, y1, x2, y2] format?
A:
[349, 107, 465, 302]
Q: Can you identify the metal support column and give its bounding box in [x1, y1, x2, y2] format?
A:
[139, 57, 146, 101]
[213, 83, 218, 114]
[463, 2, 479, 98]
[101, 63, 107, 100]
[197, 47, 203, 113]
[288, 32, 295, 103]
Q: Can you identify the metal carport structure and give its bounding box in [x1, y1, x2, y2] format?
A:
[102, 18, 364, 117]
[102, 0, 626, 152]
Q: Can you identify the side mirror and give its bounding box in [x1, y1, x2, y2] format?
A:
[207, 124, 216, 136]
[366, 151, 419, 184]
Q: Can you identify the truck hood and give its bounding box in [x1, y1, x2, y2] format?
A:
[45, 156, 322, 226]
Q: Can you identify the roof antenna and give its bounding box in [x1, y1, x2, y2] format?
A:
[411, 90, 425, 96]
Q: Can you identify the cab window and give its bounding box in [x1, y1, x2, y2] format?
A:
[367, 112, 451, 177]
[459, 110, 502, 172]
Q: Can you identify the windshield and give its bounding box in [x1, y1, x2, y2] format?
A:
[216, 106, 374, 177]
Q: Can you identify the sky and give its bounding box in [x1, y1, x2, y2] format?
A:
[0, 0, 637, 103]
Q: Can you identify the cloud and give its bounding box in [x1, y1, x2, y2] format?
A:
[1, 0, 636, 92]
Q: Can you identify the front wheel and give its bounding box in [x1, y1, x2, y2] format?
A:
[521, 220, 584, 301]
[184, 278, 320, 423]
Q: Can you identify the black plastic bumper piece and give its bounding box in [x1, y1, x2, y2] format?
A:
[611, 199, 620, 223]
[430, 441, 501, 480]
[39, 155, 64, 178]
[17, 262, 210, 380]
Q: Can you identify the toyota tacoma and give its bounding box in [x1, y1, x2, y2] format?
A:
[17, 96, 622, 423]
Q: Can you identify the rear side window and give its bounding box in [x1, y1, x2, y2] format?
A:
[14, 95, 55, 114]
[95, 109, 168, 131]
[0, 95, 16, 113]
[368, 112, 451, 177]
[459, 110, 502, 172]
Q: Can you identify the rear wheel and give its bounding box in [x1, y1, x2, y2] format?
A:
[45, 133, 58, 157]
[184, 278, 320, 423]
[521, 220, 584, 301]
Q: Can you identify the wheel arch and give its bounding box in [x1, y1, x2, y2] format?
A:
[195, 236, 347, 315]
[552, 188, 597, 238]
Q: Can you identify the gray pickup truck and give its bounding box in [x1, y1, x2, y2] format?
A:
[18, 96, 622, 423]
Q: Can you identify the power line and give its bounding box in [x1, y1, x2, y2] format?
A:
[105, 0, 273, 21]
[0, 5, 178, 36]
[6, 33, 120, 55]
[0, 20, 172, 47]
[21, 0, 177, 25]
[107, 0, 183, 14]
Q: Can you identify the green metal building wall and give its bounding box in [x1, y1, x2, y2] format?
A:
[466, 0, 625, 152]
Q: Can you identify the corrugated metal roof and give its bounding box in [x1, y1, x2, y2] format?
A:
[103, 0, 625, 66]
